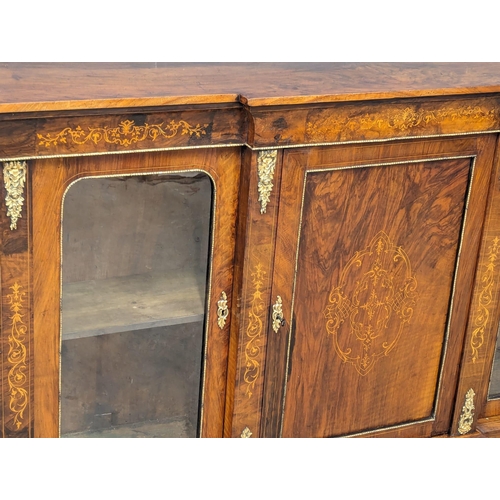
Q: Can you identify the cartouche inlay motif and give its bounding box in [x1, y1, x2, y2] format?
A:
[324, 231, 418, 375]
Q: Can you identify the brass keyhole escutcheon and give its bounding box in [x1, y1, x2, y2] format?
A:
[217, 291, 229, 329]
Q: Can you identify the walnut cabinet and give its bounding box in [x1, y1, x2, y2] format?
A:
[2, 63, 500, 438]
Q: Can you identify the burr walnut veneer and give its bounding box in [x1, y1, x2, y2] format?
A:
[2, 63, 500, 438]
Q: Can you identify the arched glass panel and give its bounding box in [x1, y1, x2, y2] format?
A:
[60, 172, 213, 437]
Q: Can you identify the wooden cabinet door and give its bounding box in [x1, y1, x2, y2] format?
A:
[31, 147, 241, 437]
[262, 136, 497, 437]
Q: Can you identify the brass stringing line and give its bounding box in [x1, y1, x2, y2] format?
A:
[1, 129, 499, 163]
[341, 418, 435, 438]
[59, 168, 217, 438]
[0, 142, 246, 163]
[279, 154, 476, 437]
[247, 130, 500, 150]
[279, 168, 308, 437]
[433, 157, 476, 418]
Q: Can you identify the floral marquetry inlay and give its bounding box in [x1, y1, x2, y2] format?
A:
[243, 264, 267, 398]
[306, 103, 499, 142]
[470, 236, 500, 363]
[37, 119, 209, 148]
[7, 283, 29, 430]
[324, 231, 418, 375]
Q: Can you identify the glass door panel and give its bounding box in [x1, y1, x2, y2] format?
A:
[489, 327, 500, 398]
[60, 172, 213, 437]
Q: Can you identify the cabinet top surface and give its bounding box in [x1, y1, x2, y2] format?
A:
[2, 62, 500, 113]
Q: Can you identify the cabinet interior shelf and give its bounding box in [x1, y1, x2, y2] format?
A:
[62, 271, 206, 340]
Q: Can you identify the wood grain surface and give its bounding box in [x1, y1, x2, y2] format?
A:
[2, 63, 500, 438]
[452, 138, 500, 434]
[32, 147, 241, 437]
[248, 96, 500, 148]
[2, 63, 500, 112]
[225, 149, 283, 438]
[262, 135, 496, 438]
[0, 161, 33, 437]
[0, 106, 245, 160]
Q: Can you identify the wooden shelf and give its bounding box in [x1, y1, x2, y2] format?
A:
[62, 271, 206, 340]
[61, 416, 196, 438]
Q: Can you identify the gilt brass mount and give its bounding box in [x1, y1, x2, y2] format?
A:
[217, 291, 229, 329]
[272, 295, 285, 333]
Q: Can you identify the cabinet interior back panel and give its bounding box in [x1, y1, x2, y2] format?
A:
[281, 158, 471, 437]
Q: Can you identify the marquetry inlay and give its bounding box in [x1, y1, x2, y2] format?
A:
[324, 231, 418, 375]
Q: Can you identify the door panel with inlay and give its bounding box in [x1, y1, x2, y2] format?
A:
[262, 136, 497, 437]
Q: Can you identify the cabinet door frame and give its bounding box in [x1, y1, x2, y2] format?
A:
[457, 135, 500, 428]
[261, 135, 497, 438]
[32, 147, 241, 437]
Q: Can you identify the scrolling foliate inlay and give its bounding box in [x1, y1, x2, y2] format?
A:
[306, 103, 498, 142]
[470, 236, 500, 363]
[7, 283, 29, 430]
[3, 161, 27, 230]
[458, 388, 476, 435]
[257, 150, 277, 214]
[243, 264, 266, 398]
[37, 119, 209, 148]
[324, 231, 418, 376]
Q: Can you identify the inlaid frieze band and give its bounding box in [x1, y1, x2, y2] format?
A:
[470, 236, 500, 362]
[324, 231, 418, 375]
[3, 161, 27, 230]
[6, 283, 29, 430]
[306, 102, 499, 143]
[37, 119, 209, 148]
[257, 150, 277, 214]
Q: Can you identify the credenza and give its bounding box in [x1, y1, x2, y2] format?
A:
[2, 62, 500, 438]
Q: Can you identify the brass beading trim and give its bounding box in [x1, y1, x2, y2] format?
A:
[279, 154, 477, 437]
[59, 168, 217, 438]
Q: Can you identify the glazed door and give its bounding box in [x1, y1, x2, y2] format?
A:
[262, 136, 497, 437]
[32, 148, 240, 437]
